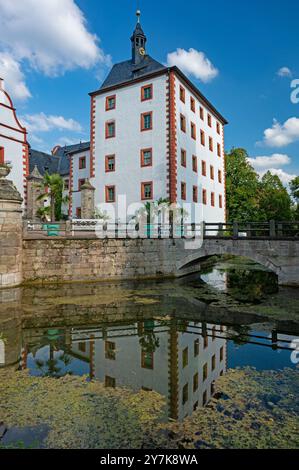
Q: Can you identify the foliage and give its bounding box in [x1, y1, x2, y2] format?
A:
[36, 173, 69, 222]
[290, 176, 299, 220]
[259, 171, 292, 221]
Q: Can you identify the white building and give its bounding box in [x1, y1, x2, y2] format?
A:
[88, 12, 227, 224]
[0, 78, 29, 203]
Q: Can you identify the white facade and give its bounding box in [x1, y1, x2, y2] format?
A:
[70, 149, 91, 218]
[0, 78, 28, 202]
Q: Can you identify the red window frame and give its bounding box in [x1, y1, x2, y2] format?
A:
[218, 170, 222, 183]
[76, 207, 81, 218]
[105, 95, 116, 111]
[105, 185, 116, 203]
[192, 155, 197, 173]
[217, 143, 221, 157]
[202, 160, 207, 177]
[190, 96, 195, 112]
[210, 165, 214, 180]
[200, 106, 204, 120]
[141, 112, 153, 131]
[78, 179, 85, 191]
[141, 148, 153, 167]
[79, 156, 86, 170]
[193, 186, 198, 203]
[141, 84, 153, 101]
[209, 137, 214, 152]
[105, 154, 116, 172]
[216, 122, 221, 135]
[0, 147, 4, 164]
[105, 120, 116, 139]
[208, 114, 212, 127]
[191, 122, 196, 140]
[181, 182, 186, 201]
[181, 149, 186, 167]
[180, 85, 186, 103]
[200, 130, 205, 146]
[202, 189, 207, 205]
[141, 350, 154, 370]
[64, 179, 69, 190]
[211, 192, 215, 207]
[180, 114, 186, 133]
[141, 181, 153, 200]
[219, 194, 223, 208]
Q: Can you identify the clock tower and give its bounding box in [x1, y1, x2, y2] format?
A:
[131, 10, 147, 65]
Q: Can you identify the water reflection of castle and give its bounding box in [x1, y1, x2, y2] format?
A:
[70, 320, 227, 421]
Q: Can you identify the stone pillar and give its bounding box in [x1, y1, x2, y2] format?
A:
[26, 165, 44, 221]
[81, 179, 95, 219]
[0, 167, 23, 288]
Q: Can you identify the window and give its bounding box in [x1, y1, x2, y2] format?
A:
[105, 376, 116, 388]
[105, 341, 116, 360]
[204, 335, 208, 349]
[79, 156, 86, 169]
[218, 170, 222, 183]
[211, 192, 215, 207]
[190, 96, 195, 112]
[200, 130, 205, 146]
[210, 165, 214, 180]
[141, 182, 153, 200]
[105, 185, 115, 203]
[180, 114, 186, 133]
[203, 363, 208, 381]
[105, 155, 115, 172]
[201, 160, 206, 176]
[76, 207, 81, 218]
[141, 112, 153, 131]
[105, 120, 115, 138]
[220, 346, 224, 361]
[193, 373, 199, 392]
[180, 85, 186, 103]
[78, 179, 85, 191]
[193, 401, 199, 411]
[194, 339, 199, 357]
[193, 186, 198, 203]
[78, 342, 86, 353]
[212, 326, 216, 340]
[141, 148, 152, 167]
[0, 147, 4, 164]
[202, 189, 207, 205]
[182, 347, 188, 368]
[217, 143, 221, 157]
[209, 137, 213, 152]
[212, 354, 216, 371]
[141, 84, 153, 101]
[207, 114, 212, 127]
[181, 149, 186, 167]
[182, 383, 188, 405]
[219, 194, 223, 209]
[203, 390, 207, 406]
[181, 182, 186, 200]
[191, 122, 196, 140]
[64, 179, 69, 190]
[192, 155, 197, 173]
[211, 382, 216, 395]
[141, 350, 154, 369]
[105, 95, 116, 111]
[200, 107, 204, 120]
[216, 122, 221, 135]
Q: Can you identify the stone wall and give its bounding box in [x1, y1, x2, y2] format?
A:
[23, 238, 180, 284]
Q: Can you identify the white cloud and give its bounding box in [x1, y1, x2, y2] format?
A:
[258, 169, 296, 186]
[167, 48, 218, 83]
[0, 52, 31, 100]
[20, 113, 82, 133]
[261, 117, 299, 147]
[248, 153, 291, 170]
[0, 0, 111, 100]
[277, 67, 292, 78]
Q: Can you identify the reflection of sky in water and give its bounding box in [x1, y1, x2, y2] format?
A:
[27, 345, 90, 377]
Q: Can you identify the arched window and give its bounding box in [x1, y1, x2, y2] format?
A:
[0, 147, 4, 165]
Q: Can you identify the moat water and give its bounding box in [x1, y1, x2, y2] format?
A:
[0, 257, 298, 448]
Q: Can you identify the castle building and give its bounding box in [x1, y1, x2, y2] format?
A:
[85, 11, 227, 224]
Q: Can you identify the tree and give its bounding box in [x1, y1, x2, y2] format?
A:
[225, 148, 261, 222]
[259, 171, 292, 221]
[290, 176, 299, 219]
[37, 173, 69, 222]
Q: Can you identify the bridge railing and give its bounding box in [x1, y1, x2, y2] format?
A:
[23, 220, 299, 240]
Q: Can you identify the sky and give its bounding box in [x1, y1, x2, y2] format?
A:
[0, 0, 298, 185]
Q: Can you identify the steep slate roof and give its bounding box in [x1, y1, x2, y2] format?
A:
[100, 56, 166, 90]
[29, 141, 90, 177]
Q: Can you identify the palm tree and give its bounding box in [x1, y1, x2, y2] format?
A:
[36, 173, 69, 222]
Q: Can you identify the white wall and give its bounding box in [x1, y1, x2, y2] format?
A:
[71, 149, 90, 218]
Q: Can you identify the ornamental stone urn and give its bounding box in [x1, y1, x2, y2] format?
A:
[0, 164, 11, 179]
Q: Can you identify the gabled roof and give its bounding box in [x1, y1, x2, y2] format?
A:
[99, 56, 166, 91]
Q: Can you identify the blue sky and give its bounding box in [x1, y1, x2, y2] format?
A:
[0, 0, 298, 184]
